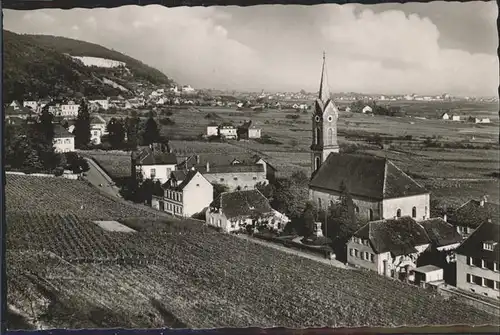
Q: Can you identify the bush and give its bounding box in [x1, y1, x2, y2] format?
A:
[285, 114, 300, 120]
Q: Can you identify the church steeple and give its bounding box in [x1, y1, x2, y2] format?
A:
[310, 52, 340, 176]
[318, 51, 330, 103]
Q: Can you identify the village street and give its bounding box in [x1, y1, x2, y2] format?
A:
[83, 157, 122, 198]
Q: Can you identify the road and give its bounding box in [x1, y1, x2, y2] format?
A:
[83, 157, 122, 198]
[234, 233, 350, 269]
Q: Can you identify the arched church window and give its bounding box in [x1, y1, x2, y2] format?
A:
[412, 207, 417, 218]
[328, 128, 333, 145]
[396, 209, 402, 218]
[316, 127, 321, 145]
[318, 198, 322, 209]
[315, 157, 321, 171]
[355, 205, 360, 214]
[369, 209, 374, 221]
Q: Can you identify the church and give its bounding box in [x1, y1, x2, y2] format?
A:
[308, 54, 430, 222]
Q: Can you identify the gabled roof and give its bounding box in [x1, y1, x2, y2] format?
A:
[219, 122, 235, 128]
[309, 153, 428, 200]
[162, 169, 200, 191]
[455, 219, 500, 262]
[90, 115, 106, 125]
[132, 146, 177, 166]
[200, 164, 264, 174]
[210, 189, 274, 220]
[176, 153, 267, 171]
[420, 218, 462, 248]
[54, 124, 75, 138]
[354, 216, 430, 257]
[448, 200, 499, 229]
[5, 105, 35, 116]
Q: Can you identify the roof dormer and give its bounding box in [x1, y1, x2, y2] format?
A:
[483, 241, 497, 251]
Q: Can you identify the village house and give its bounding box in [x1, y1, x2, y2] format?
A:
[309, 54, 430, 222]
[59, 101, 80, 118]
[205, 189, 288, 233]
[237, 120, 262, 140]
[9, 100, 21, 108]
[478, 118, 491, 124]
[176, 153, 273, 190]
[152, 169, 213, 217]
[451, 114, 461, 121]
[182, 85, 195, 93]
[53, 125, 75, 153]
[90, 115, 107, 145]
[48, 104, 61, 115]
[23, 100, 39, 111]
[447, 196, 499, 238]
[88, 97, 110, 111]
[5, 105, 37, 120]
[218, 123, 237, 140]
[420, 217, 463, 253]
[441, 112, 450, 120]
[131, 143, 178, 184]
[347, 216, 431, 281]
[362, 105, 373, 114]
[206, 123, 219, 137]
[455, 218, 500, 299]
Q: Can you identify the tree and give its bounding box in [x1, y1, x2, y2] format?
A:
[213, 183, 229, 199]
[107, 118, 126, 149]
[37, 105, 54, 143]
[142, 115, 160, 145]
[64, 152, 90, 174]
[125, 116, 140, 149]
[255, 182, 275, 201]
[73, 99, 91, 148]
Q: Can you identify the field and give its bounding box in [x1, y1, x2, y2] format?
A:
[6, 177, 499, 329]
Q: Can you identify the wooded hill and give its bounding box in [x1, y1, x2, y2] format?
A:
[3, 30, 174, 103]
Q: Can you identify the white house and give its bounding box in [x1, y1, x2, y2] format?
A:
[218, 123, 237, 140]
[90, 115, 107, 145]
[60, 101, 80, 118]
[131, 143, 178, 184]
[362, 105, 373, 114]
[478, 118, 491, 124]
[455, 218, 500, 299]
[205, 189, 286, 233]
[152, 169, 213, 218]
[451, 114, 461, 121]
[23, 100, 38, 111]
[182, 85, 195, 93]
[347, 216, 431, 280]
[206, 123, 219, 137]
[88, 98, 110, 110]
[53, 125, 75, 153]
[441, 112, 450, 120]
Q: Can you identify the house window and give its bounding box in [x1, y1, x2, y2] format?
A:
[495, 263, 499, 272]
[473, 275, 483, 286]
[159, 201, 165, 211]
[484, 242, 495, 251]
[369, 209, 374, 221]
[467, 274, 472, 283]
[355, 206, 360, 214]
[220, 178, 224, 182]
[472, 258, 482, 267]
[349, 249, 354, 257]
[485, 279, 495, 289]
[151, 168, 156, 178]
[486, 261, 495, 271]
[217, 219, 221, 227]
[412, 207, 417, 218]
[495, 281, 500, 290]
[318, 198, 322, 209]
[330, 200, 334, 208]
[354, 250, 359, 258]
[370, 254, 374, 262]
[364, 252, 369, 260]
[396, 209, 402, 218]
[360, 252, 364, 260]
[467, 257, 472, 265]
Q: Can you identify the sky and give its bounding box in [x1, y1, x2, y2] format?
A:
[3, 2, 499, 96]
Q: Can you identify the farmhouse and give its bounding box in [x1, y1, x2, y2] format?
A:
[455, 218, 500, 298]
[23, 100, 39, 111]
[53, 125, 75, 153]
[88, 97, 110, 111]
[206, 123, 219, 137]
[206, 189, 287, 233]
[420, 217, 463, 252]
[309, 54, 430, 221]
[441, 112, 450, 120]
[237, 120, 262, 140]
[60, 101, 80, 118]
[131, 143, 178, 183]
[451, 114, 461, 121]
[362, 105, 373, 114]
[218, 123, 237, 139]
[347, 216, 431, 280]
[5, 105, 36, 119]
[9, 100, 21, 108]
[152, 169, 213, 217]
[447, 197, 499, 238]
[176, 153, 272, 190]
[478, 118, 491, 124]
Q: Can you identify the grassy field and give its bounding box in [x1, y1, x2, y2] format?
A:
[6, 175, 498, 329]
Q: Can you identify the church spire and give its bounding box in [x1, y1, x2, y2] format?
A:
[318, 51, 330, 103]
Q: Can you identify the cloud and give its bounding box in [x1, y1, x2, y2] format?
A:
[2, 4, 498, 96]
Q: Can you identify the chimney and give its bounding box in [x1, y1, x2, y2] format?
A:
[206, 161, 210, 173]
[196, 155, 200, 164]
[443, 214, 447, 222]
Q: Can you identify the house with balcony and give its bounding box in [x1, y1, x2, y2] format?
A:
[131, 143, 177, 184]
[60, 101, 80, 118]
[447, 197, 499, 238]
[455, 219, 500, 299]
[218, 123, 237, 140]
[152, 169, 213, 217]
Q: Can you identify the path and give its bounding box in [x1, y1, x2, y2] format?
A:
[234, 233, 350, 269]
[83, 157, 122, 198]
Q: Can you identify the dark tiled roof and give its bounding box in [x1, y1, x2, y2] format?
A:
[90, 115, 106, 125]
[176, 153, 265, 171]
[354, 216, 430, 256]
[309, 153, 428, 200]
[200, 164, 265, 174]
[211, 189, 274, 220]
[54, 124, 75, 138]
[162, 169, 199, 191]
[420, 218, 463, 248]
[238, 120, 252, 130]
[132, 147, 177, 166]
[455, 219, 500, 262]
[219, 122, 235, 128]
[448, 200, 500, 229]
[5, 105, 35, 115]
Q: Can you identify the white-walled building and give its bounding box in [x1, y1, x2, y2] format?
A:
[218, 123, 237, 139]
[447, 197, 499, 239]
[59, 101, 80, 118]
[131, 144, 178, 184]
[362, 105, 373, 114]
[23, 100, 38, 111]
[441, 112, 450, 120]
[88, 98, 110, 111]
[206, 123, 219, 137]
[451, 114, 461, 121]
[152, 169, 213, 217]
[53, 125, 75, 153]
[90, 115, 107, 145]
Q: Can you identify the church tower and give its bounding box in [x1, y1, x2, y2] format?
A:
[310, 52, 340, 175]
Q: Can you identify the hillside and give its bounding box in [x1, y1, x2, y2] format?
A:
[6, 174, 498, 330]
[3, 30, 174, 103]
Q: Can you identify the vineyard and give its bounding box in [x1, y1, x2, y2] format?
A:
[82, 150, 132, 179]
[7, 204, 499, 329]
[5, 174, 165, 219]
